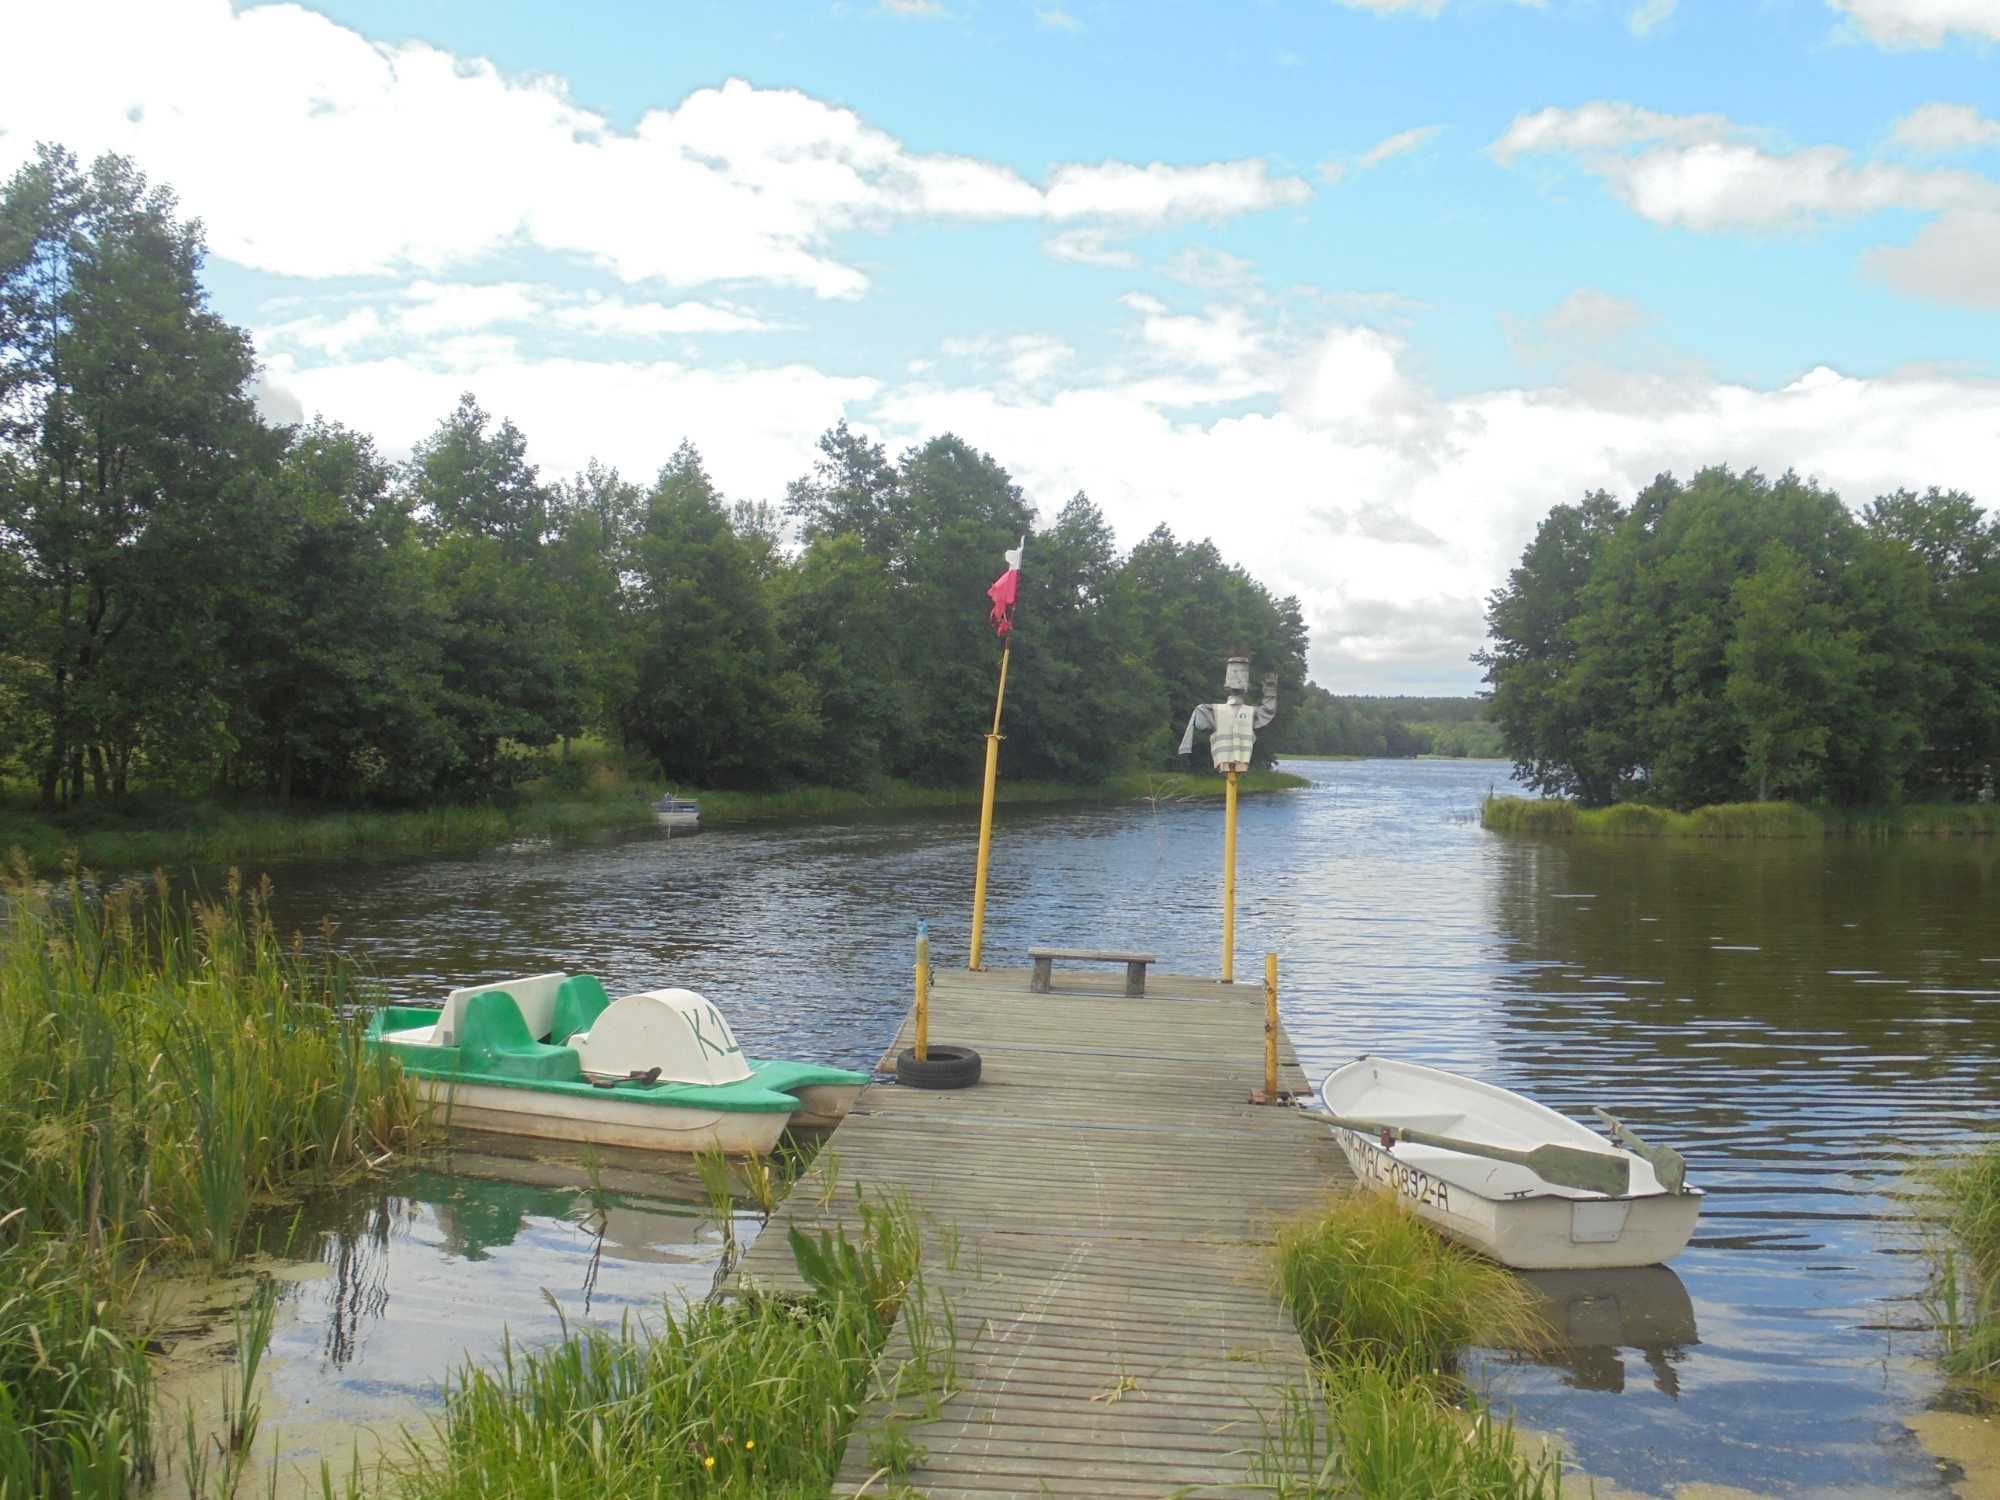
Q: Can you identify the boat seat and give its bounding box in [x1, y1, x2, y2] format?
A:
[458, 990, 583, 1083]
[551, 974, 613, 1045]
[439, 972, 568, 1046]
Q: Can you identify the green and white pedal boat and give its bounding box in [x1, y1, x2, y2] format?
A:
[367, 973, 869, 1156]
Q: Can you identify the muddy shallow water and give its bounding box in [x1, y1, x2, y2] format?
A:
[207, 759, 2000, 1495]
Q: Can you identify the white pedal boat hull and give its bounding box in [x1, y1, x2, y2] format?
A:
[418, 1079, 791, 1157]
[1320, 1057, 1702, 1271]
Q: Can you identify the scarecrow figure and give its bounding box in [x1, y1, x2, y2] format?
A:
[1178, 657, 1278, 772]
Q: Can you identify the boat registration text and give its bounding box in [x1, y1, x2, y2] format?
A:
[1342, 1131, 1452, 1213]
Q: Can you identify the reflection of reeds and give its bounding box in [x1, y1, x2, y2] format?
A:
[1919, 1140, 2000, 1392]
[1259, 1193, 1559, 1498]
[1483, 793, 2000, 840]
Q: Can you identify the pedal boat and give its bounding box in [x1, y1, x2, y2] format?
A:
[367, 973, 868, 1156]
[1316, 1056, 1702, 1270]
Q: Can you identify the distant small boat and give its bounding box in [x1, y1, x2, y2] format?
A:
[368, 973, 867, 1155]
[1313, 1056, 1702, 1270]
[653, 795, 701, 832]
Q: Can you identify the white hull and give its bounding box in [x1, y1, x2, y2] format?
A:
[1321, 1057, 1702, 1271]
[653, 810, 700, 831]
[420, 1079, 790, 1156]
[787, 1082, 864, 1130]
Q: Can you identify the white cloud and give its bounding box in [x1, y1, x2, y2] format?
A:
[1492, 100, 2000, 304]
[939, 334, 1076, 385]
[1864, 209, 2000, 305]
[1828, 0, 2000, 47]
[1036, 6, 1083, 31]
[880, 0, 951, 16]
[1042, 229, 1141, 268]
[1892, 102, 2000, 152]
[1628, 0, 1678, 36]
[1489, 102, 1735, 163]
[0, 0, 1308, 298]
[1358, 125, 1445, 169]
[257, 283, 774, 355]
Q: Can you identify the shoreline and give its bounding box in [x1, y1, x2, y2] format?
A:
[0, 769, 1310, 875]
[1481, 794, 2000, 839]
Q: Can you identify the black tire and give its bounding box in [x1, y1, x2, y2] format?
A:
[896, 1044, 982, 1090]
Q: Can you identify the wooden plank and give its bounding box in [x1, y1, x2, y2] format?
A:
[728, 966, 1348, 1497]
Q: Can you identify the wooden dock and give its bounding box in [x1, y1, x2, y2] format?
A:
[732, 963, 1351, 1497]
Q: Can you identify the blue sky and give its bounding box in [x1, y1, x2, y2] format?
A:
[4, 0, 1997, 690]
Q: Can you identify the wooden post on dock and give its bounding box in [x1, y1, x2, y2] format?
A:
[967, 644, 1009, 971]
[1221, 768, 1240, 981]
[915, 921, 931, 1061]
[1263, 952, 1278, 1100]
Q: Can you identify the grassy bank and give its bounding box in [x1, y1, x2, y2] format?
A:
[0, 870, 426, 1498]
[0, 767, 1309, 875]
[1482, 794, 2000, 839]
[1923, 1140, 2000, 1396]
[1259, 1192, 1563, 1497]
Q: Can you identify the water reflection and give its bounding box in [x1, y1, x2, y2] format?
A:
[1512, 1267, 1698, 1399]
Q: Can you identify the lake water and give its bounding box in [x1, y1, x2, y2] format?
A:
[228, 758, 1999, 1496]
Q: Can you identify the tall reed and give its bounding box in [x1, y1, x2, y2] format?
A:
[0, 861, 424, 1263]
[1264, 1193, 1557, 1499]
[1921, 1139, 2000, 1389]
[378, 1188, 930, 1500]
[0, 860, 425, 1499]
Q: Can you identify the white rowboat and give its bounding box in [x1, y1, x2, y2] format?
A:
[1316, 1057, 1702, 1270]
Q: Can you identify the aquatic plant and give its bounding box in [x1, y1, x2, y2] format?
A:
[1273, 1192, 1542, 1375]
[1250, 1364, 1565, 1500]
[0, 1237, 155, 1500]
[379, 1187, 932, 1500]
[1921, 1139, 2000, 1390]
[1263, 1194, 1558, 1498]
[0, 863, 424, 1262]
[0, 863, 425, 1498]
[1482, 793, 1998, 840]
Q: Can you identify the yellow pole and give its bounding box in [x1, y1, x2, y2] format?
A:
[1221, 767, 1239, 982]
[915, 921, 931, 1062]
[1263, 952, 1278, 1101]
[967, 642, 1011, 971]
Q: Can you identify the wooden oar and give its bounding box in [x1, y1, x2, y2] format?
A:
[1299, 1108, 1631, 1196]
[1592, 1107, 1687, 1193]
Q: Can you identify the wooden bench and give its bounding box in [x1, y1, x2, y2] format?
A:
[1028, 947, 1158, 998]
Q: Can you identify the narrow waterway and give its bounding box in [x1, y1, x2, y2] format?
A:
[225, 759, 1998, 1496]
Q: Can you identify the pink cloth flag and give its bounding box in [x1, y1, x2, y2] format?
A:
[987, 540, 1024, 636]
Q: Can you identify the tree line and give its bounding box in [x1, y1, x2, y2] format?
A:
[1271, 689, 1502, 759]
[1479, 466, 1999, 808]
[0, 146, 1315, 810]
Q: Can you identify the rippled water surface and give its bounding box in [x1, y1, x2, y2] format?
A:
[247, 759, 1999, 1496]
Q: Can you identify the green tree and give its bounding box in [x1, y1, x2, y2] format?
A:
[769, 533, 905, 786]
[407, 396, 580, 792]
[219, 420, 449, 803]
[0, 145, 263, 806]
[622, 443, 785, 785]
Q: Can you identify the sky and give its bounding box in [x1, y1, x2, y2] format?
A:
[3, 0, 1998, 693]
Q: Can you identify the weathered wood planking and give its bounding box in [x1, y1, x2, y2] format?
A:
[731, 965, 1351, 1497]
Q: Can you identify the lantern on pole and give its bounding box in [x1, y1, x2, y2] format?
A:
[1178, 656, 1278, 982]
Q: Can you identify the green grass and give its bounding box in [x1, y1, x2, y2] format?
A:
[365, 1187, 936, 1500]
[1261, 1193, 1559, 1499]
[1921, 1139, 2000, 1392]
[1482, 794, 1995, 840]
[0, 867, 426, 1500]
[696, 768, 1308, 825]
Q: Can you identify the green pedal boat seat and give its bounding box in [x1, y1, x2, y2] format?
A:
[459, 989, 583, 1082]
[551, 974, 613, 1044]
